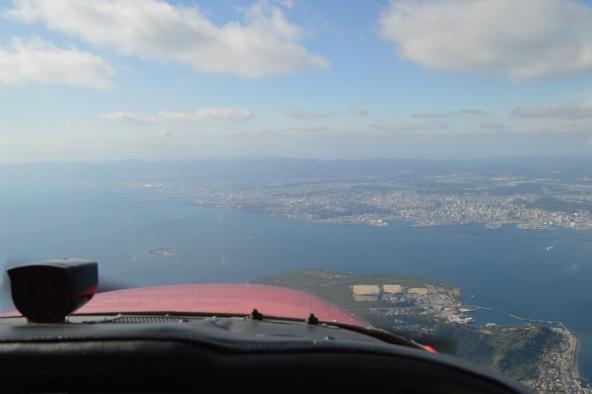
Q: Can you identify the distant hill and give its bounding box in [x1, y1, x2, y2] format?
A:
[2, 156, 592, 182]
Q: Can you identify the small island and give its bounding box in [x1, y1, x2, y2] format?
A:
[149, 246, 174, 257]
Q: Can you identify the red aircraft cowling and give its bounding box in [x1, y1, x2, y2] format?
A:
[74, 283, 371, 328]
[1, 284, 438, 352]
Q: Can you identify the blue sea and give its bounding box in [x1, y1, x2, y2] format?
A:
[1, 180, 591, 380]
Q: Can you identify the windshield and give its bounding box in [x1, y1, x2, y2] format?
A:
[1, 0, 592, 392]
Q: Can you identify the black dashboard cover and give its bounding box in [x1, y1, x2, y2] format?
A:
[0, 315, 530, 394]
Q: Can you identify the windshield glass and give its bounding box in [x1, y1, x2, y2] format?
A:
[1, 1, 592, 392]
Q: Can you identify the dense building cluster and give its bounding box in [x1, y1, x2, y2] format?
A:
[530, 326, 590, 393]
[77, 172, 592, 231]
[182, 177, 592, 231]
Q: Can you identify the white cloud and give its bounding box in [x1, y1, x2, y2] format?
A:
[155, 128, 172, 138]
[101, 107, 254, 124]
[101, 112, 158, 123]
[0, 37, 115, 89]
[287, 107, 331, 120]
[282, 125, 333, 133]
[412, 110, 487, 118]
[412, 112, 448, 119]
[280, 0, 295, 9]
[159, 107, 254, 122]
[511, 104, 592, 118]
[380, 0, 592, 79]
[480, 122, 507, 130]
[372, 121, 448, 132]
[453, 109, 487, 116]
[350, 106, 369, 116]
[8, 0, 329, 79]
[0, 137, 27, 146]
[226, 127, 277, 136]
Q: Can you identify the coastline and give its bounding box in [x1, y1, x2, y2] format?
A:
[567, 329, 591, 393]
[190, 200, 592, 232]
[509, 313, 590, 392]
[575, 332, 581, 380]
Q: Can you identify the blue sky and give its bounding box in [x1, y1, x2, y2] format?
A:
[1, 0, 592, 162]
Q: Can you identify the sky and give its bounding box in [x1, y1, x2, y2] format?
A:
[2, 0, 592, 162]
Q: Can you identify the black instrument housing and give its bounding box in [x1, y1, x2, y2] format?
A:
[7, 259, 98, 323]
